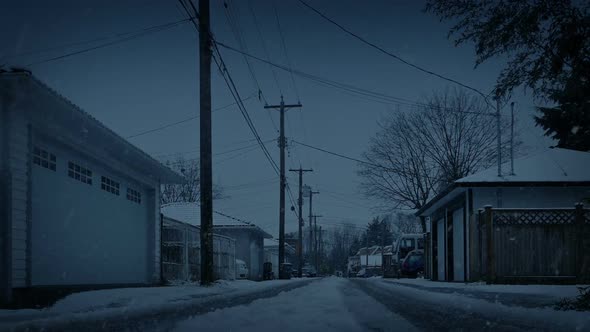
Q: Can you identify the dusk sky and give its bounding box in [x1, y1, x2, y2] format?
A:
[0, 0, 553, 237]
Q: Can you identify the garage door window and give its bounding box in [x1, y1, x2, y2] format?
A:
[127, 188, 141, 204]
[101, 176, 120, 196]
[68, 161, 92, 185]
[33, 146, 56, 171]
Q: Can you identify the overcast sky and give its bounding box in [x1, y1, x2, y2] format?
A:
[0, 0, 553, 237]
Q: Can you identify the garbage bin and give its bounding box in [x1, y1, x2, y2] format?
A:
[280, 263, 292, 279]
[263, 262, 273, 280]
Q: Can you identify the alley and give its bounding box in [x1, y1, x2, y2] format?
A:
[171, 278, 589, 332]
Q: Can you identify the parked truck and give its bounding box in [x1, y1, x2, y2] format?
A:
[384, 233, 425, 278]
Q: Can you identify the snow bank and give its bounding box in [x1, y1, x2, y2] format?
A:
[372, 279, 590, 331]
[0, 279, 307, 330]
[386, 278, 586, 298]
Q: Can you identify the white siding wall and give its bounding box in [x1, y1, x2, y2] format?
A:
[153, 186, 161, 283]
[473, 186, 590, 210]
[8, 110, 29, 288]
[30, 142, 151, 286]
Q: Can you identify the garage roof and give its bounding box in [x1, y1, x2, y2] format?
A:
[0, 70, 182, 184]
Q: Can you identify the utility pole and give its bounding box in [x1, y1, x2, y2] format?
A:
[510, 101, 515, 176]
[312, 214, 322, 272]
[365, 230, 369, 268]
[307, 189, 319, 264]
[381, 221, 386, 275]
[496, 98, 502, 177]
[289, 167, 313, 278]
[265, 96, 302, 279]
[318, 226, 323, 274]
[198, 0, 214, 285]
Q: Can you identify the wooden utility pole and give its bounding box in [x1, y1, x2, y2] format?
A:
[496, 98, 502, 177]
[289, 167, 313, 278]
[198, 0, 214, 285]
[265, 96, 302, 279]
[307, 189, 319, 265]
[312, 214, 322, 272]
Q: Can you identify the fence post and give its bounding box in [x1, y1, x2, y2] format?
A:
[484, 205, 495, 284]
[575, 203, 586, 282]
[428, 232, 432, 279]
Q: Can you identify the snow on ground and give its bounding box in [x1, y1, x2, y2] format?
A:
[173, 277, 418, 332]
[386, 278, 586, 298]
[371, 278, 590, 331]
[0, 279, 309, 329]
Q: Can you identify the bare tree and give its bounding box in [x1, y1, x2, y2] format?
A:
[161, 157, 225, 205]
[384, 212, 421, 240]
[359, 89, 513, 231]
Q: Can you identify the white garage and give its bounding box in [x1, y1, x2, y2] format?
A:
[1, 70, 181, 305]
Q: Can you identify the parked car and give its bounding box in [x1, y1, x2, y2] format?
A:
[356, 268, 367, 278]
[302, 266, 317, 277]
[335, 270, 343, 277]
[236, 259, 249, 279]
[400, 249, 424, 278]
[386, 234, 425, 278]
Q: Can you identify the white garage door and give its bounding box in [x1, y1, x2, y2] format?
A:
[30, 148, 149, 286]
[437, 218, 445, 281]
[452, 209, 465, 282]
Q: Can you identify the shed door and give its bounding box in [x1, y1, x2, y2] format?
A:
[436, 219, 445, 281]
[452, 208, 465, 281]
[30, 151, 149, 286]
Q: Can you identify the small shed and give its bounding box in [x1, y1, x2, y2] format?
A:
[161, 203, 272, 280]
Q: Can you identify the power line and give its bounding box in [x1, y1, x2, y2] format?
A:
[296, 0, 492, 106]
[272, 0, 300, 101]
[126, 94, 255, 139]
[247, 0, 283, 96]
[291, 139, 381, 169]
[223, 0, 268, 104]
[215, 41, 495, 116]
[178, 0, 280, 175]
[152, 138, 272, 159]
[23, 18, 192, 67]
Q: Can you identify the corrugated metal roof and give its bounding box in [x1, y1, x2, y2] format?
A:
[0, 71, 183, 184]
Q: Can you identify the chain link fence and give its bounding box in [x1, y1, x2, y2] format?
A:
[162, 216, 236, 283]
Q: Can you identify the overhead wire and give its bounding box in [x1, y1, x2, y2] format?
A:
[126, 94, 255, 139]
[23, 18, 192, 67]
[178, 0, 280, 176]
[223, 0, 268, 104]
[271, 0, 300, 102]
[296, 0, 492, 107]
[215, 41, 496, 116]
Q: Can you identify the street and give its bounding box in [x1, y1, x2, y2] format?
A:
[169, 278, 589, 332]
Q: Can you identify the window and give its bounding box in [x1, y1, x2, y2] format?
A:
[101, 176, 119, 195]
[33, 146, 56, 171]
[68, 161, 92, 184]
[127, 188, 141, 204]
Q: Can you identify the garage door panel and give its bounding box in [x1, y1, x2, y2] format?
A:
[31, 161, 149, 286]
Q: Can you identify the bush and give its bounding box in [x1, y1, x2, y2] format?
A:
[555, 286, 590, 311]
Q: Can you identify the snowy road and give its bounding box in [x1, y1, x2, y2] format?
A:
[172, 277, 589, 332]
[5, 278, 589, 331]
[173, 277, 417, 332]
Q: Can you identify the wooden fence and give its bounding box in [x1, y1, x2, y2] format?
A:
[479, 204, 590, 284]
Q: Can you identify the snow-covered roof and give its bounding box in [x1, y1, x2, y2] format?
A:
[457, 148, 590, 184]
[263, 238, 296, 254]
[161, 203, 272, 238]
[0, 70, 182, 184]
[417, 148, 590, 217]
